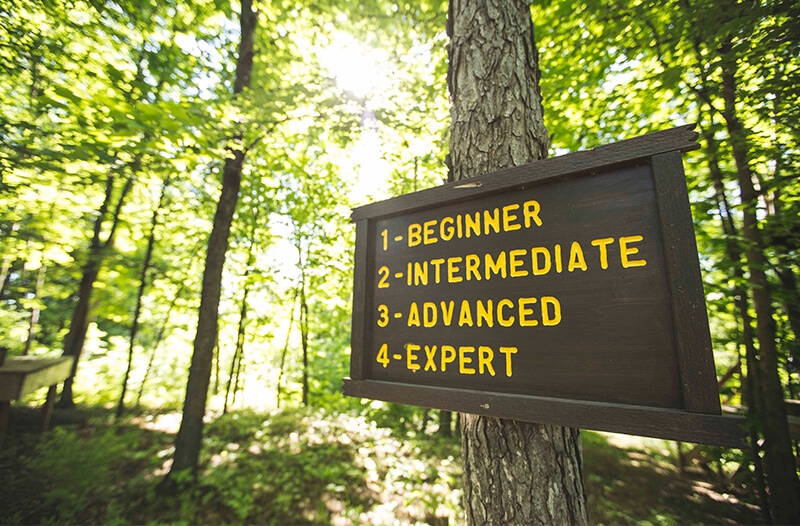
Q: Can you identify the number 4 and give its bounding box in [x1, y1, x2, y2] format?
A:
[376, 343, 389, 368]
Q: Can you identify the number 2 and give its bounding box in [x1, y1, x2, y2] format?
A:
[377, 266, 390, 288]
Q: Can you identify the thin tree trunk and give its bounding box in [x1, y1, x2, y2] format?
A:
[0, 222, 18, 296]
[223, 344, 241, 414]
[299, 261, 309, 407]
[448, 1, 587, 523]
[164, 0, 256, 484]
[439, 410, 452, 437]
[233, 355, 245, 407]
[224, 270, 252, 414]
[136, 282, 184, 408]
[775, 266, 800, 369]
[698, 119, 772, 522]
[22, 262, 46, 355]
[116, 181, 169, 418]
[59, 171, 135, 408]
[686, 37, 773, 520]
[276, 288, 298, 408]
[720, 38, 800, 524]
[223, 209, 258, 414]
[767, 100, 800, 366]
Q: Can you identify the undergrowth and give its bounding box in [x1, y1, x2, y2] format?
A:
[0, 406, 764, 525]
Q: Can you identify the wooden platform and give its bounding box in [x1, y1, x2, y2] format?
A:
[0, 355, 75, 435]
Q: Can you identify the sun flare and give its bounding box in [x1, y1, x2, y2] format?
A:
[318, 32, 390, 100]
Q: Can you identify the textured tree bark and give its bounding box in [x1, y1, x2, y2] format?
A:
[447, 0, 548, 181]
[447, 1, 587, 524]
[461, 418, 586, 524]
[164, 0, 256, 483]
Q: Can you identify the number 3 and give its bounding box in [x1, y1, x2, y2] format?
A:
[377, 305, 389, 327]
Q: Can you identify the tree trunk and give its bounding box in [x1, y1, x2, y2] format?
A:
[448, 1, 587, 523]
[300, 262, 310, 407]
[438, 410, 452, 437]
[136, 282, 184, 408]
[697, 119, 771, 522]
[117, 180, 168, 418]
[720, 38, 800, 524]
[224, 211, 257, 414]
[276, 288, 298, 408]
[0, 222, 16, 295]
[22, 262, 46, 355]
[224, 267, 252, 414]
[165, 0, 256, 482]
[59, 171, 134, 408]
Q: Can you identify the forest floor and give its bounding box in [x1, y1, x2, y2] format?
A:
[0, 404, 765, 525]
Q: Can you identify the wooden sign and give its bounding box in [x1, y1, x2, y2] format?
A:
[344, 125, 746, 446]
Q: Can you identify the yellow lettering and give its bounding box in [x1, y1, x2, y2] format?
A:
[458, 299, 473, 327]
[440, 216, 455, 241]
[424, 345, 437, 371]
[620, 235, 647, 268]
[376, 343, 389, 368]
[378, 266, 390, 288]
[497, 299, 515, 327]
[476, 300, 494, 327]
[377, 304, 388, 327]
[500, 347, 518, 377]
[441, 345, 456, 371]
[465, 212, 480, 238]
[413, 261, 428, 286]
[591, 237, 614, 269]
[531, 247, 551, 276]
[423, 302, 437, 327]
[518, 297, 539, 327]
[509, 249, 528, 277]
[408, 223, 422, 247]
[523, 200, 543, 227]
[465, 254, 482, 281]
[447, 256, 463, 283]
[459, 346, 476, 374]
[407, 302, 420, 327]
[485, 251, 507, 280]
[440, 301, 455, 326]
[478, 346, 496, 376]
[502, 204, 521, 232]
[541, 296, 562, 326]
[430, 258, 445, 283]
[406, 262, 412, 286]
[568, 241, 588, 272]
[483, 208, 500, 235]
[423, 219, 438, 245]
[406, 343, 421, 372]
[554, 243, 563, 273]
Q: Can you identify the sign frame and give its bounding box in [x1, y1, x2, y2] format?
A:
[344, 125, 746, 447]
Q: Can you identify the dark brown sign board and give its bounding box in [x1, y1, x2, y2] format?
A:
[344, 125, 747, 447]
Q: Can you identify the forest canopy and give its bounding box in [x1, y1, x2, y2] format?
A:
[1, 0, 798, 522]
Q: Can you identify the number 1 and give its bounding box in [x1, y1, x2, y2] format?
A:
[381, 229, 388, 251]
